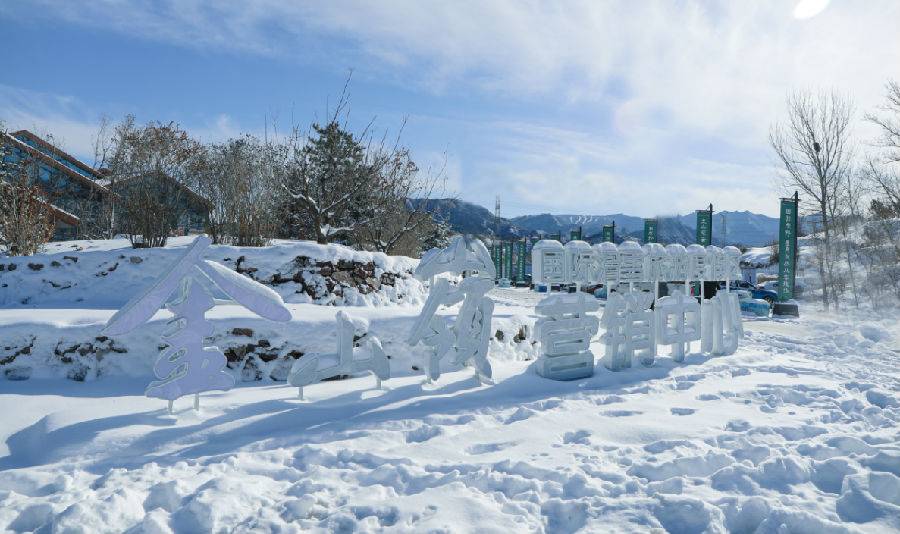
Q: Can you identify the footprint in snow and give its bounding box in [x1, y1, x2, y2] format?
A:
[563, 430, 592, 445]
[602, 410, 643, 417]
[405, 425, 443, 443]
[466, 441, 517, 454]
[670, 407, 696, 416]
[505, 406, 536, 424]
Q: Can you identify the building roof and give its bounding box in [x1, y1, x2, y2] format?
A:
[1, 131, 111, 197]
[12, 130, 101, 181]
[106, 170, 212, 209]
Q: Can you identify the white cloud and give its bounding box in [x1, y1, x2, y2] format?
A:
[4, 1, 899, 217]
[0, 84, 102, 160]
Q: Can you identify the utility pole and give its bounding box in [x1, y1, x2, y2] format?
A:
[721, 213, 726, 246]
[494, 195, 501, 239]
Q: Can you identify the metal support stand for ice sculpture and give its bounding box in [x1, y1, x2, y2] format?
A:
[534, 292, 599, 380]
[102, 236, 292, 413]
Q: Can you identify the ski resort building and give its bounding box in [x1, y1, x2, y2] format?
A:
[1, 129, 111, 240]
[1, 129, 210, 240]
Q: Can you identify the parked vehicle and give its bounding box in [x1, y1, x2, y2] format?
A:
[719, 281, 777, 306]
[759, 280, 805, 297]
[735, 290, 771, 317]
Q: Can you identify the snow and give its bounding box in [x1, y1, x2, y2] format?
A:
[1, 237, 423, 308]
[2, 282, 899, 532]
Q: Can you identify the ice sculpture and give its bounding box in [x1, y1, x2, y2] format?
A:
[601, 292, 629, 370]
[686, 244, 708, 298]
[288, 311, 390, 399]
[617, 241, 645, 289]
[407, 235, 495, 383]
[534, 292, 599, 380]
[655, 291, 701, 362]
[705, 246, 725, 283]
[602, 290, 655, 370]
[532, 240, 566, 286]
[722, 246, 742, 290]
[643, 243, 668, 299]
[665, 244, 689, 294]
[564, 240, 595, 287]
[623, 290, 657, 366]
[103, 236, 292, 413]
[701, 292, 743, 356]
[144, 277, 232, 409]
[595, 241, 620, 295]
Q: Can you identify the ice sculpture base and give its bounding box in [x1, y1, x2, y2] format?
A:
[773, 301, 800, 317]
[536, 351, 595, 381]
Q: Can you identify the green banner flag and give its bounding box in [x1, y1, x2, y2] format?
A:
[602, 224, 614, 243]
[777, 198, 798, 301]
[504, 242, 513, 280]
[516, 240, 527, 281]
[643, 219, 658, 243]
[491, 243, 501, 279]
[696, 210, 712, 246]
[570, 227, 582, 241]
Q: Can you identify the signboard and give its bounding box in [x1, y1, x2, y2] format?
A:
[777, 198, 798, 301]
[643, 219, 658, 244]
[696, 210, 712, 246]
[504, 242, 514, 280]
[491, 243, 501, 280]
[602, 224, 615, 243]
[516, 240, 527, 281]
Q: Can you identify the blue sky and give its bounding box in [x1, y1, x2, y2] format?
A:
[2, 0, 898, 217]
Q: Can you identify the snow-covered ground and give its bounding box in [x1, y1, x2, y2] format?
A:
[0, 237, 424, 308]
[1, 284, 899, 532]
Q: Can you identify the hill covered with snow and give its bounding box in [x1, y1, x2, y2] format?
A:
[0, 237, 424, 309]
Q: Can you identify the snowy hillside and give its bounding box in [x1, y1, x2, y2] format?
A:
[0, 237, 424, 309]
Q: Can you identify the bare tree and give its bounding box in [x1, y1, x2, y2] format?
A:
[194, 135, 278, 246]
[104, 116, 205, 248]
[355, 134, 450, 255]
[867, 80, 900, 163]
[865, 80, 900, 213]
[0, 125, 54, 255]
[770, 90, 854, 310]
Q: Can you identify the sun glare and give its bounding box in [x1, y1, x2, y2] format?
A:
[793, 0, 830, 19]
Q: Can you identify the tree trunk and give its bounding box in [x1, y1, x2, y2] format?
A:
[819, 204, 830, 311]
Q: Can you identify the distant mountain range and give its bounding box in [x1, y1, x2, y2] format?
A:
[417, 198, 788, 247]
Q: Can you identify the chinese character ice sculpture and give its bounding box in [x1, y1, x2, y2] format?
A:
[288, 311, 390, 400]
[407, 235, 496, 383]
[700, 293, 742, 356]
[655, 291, 701, 362]
[602, 290, 656, 370]
[144, 277, 232, 407]
[534, 292, 599, 380]
[103, 236, 292, 413]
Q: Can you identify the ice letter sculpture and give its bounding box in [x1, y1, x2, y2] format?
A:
[103, 236, 291, 413]
[534, 292, 599, 380]
[288, 311, 390, 399]
[407, 235, 495, 383]
[532, 240, 566, 286]
[655, 291, 701, 362]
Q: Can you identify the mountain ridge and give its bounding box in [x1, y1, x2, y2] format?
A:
[419, 198, 787, 247]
